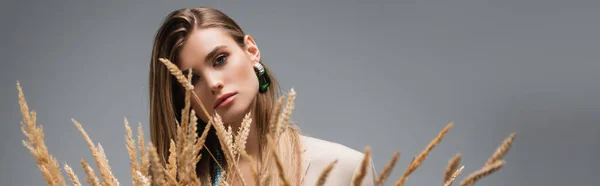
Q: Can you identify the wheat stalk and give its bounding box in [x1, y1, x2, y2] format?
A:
[80, 159, 101, 186]
[137, 122, 150, 177]
[485, 132, 516, 166]
[316, 159, 338, 186]
[148, 142, 167, 186]
[352, 146, 372, 186]
[212, 112, 246, 185]
[457, 132, 516, 186]
[136, 171, 150, 186]
[159, 57, 230, 177]
[17, 78, 519, 186]
[269, 96, 285, 136]
[193, 120, 212, 163]
[97, 143, 120, 185]
[64, 163, 82, 186]
[276, 88, 296, 142]
[375, 151, 400, 186]
[444, 153, 462, 183]
[124, 118, 142, 186]
[235, 112, 252, 163]
[443, 165, 464, 186]
[17, 81, 66, 186]
[395, 122, 454, 186]
[460, 161, 504, 186]
[72, 119, 119, 186]
[167, 139, 177, 180]
[183, 110, 201, 185]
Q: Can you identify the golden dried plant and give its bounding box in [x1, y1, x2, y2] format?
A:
[16, 58, 517, 186]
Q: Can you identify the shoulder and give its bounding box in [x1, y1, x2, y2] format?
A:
[299, 135, 377, 186]
[300, 135, 365, 163]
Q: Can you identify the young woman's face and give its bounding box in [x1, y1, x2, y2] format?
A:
[178, 27, 260, 125]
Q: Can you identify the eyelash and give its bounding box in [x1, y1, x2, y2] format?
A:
[190, 53, 228, 84]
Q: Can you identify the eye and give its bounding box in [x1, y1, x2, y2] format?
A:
[214, 54, 228, 66]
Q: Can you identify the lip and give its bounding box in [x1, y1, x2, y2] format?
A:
[213, 92, 237, 109]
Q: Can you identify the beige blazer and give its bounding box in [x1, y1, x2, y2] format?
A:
[299, 135, 377, 186]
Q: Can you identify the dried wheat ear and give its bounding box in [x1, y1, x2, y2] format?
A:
[16, 58, 516, 186]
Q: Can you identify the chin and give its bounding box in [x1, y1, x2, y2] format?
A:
[217, 104, 247, 125]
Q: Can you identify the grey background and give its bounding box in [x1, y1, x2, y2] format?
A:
[1, 0, 599, 185]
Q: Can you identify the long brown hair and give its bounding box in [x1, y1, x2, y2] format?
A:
[148, 7, 303, 185]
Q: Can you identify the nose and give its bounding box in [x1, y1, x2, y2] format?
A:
[203, 72, 223, 95]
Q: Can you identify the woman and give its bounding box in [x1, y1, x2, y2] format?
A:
[148, 7, 376, 186]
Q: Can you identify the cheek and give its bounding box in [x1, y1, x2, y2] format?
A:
[191, 89, 213, 121]
[229, 57, 257, 87]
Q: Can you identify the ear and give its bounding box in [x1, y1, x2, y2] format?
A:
[243, 35, 261, 65]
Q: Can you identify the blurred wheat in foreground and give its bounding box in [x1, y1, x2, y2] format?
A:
[16, 58, 516, 186]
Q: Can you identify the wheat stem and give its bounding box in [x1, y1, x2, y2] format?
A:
[444, 153, 462, 183]
[395, 122, 454, 186]
[375, 151, 400, 186]
[316, 160, 338, 186]
[444, 165, 464, 186]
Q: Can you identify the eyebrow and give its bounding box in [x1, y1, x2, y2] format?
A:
[182, 45, 227, 74]
[204, 45, 227, 63]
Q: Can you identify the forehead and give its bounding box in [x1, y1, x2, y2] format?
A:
[178, 27, 236, 69]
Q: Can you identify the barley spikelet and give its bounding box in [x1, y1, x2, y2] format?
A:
[177, 77, 192, 164]
[395, 122, 454, 186]
[64, 163, 82, 186]
[148, 143, 167, 186]
[96, 143, 119, 185]
[80, 159, 101, 186]
[159, 58, 217, 162]
[352, 146, 372, 186]
[158, 58, 225, 183]
[460, 161, 504, 186]
[444, 165, 464, 186]
[485, 132, 516, 166]
[164, 168, 179, 186]
[136, 171, 150, 186]
[159, 57, 213, 124]
[124, 118, 141, 186]
[226, 125, 236, 158]
[212, 113, 245, 184]
[269, 96, 285, 136]
[167, 139, 177, 179]
[72, 119, 119, 186]
[375, 151, 400, 186]
[316, 160, 338, 186]
[193, 121, 212, 163]
[17, 81, 66, 186]
[180, 109, 199, 184]
[158, 58, 193, 91]
[235, 112, 252, 162]
[137, 123, 149, 177]
[173, 120, 187, 183]
[188, 109, 199, 147]
[276, 88, 296, 141]
[444, 153, 462, 183]
[21, 141, 54, 184]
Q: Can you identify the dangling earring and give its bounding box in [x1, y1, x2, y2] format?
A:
[254, 62, 271, 93]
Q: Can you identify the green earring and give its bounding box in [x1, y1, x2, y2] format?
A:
[254, 62, 271, 93]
